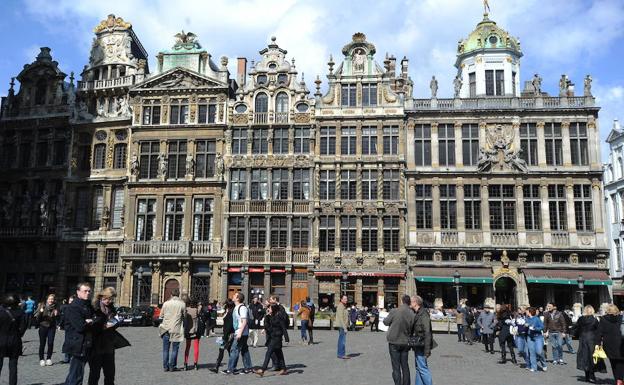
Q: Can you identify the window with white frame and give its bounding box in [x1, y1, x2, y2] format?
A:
[340, 216, 356, 252]
[294, 128, 310, 154]
[362, 169, 378, 200]
[164, 198, 185, 241]
[272, 169, 289, 200]
[362, 83, 377, 106]
[439, 184, 456, 229]
[362, 216, 378, 252]
[464, 184, 481, 230]
[136, 198, 156, 240]
[383, 126, 399, 155]
[341, 170, 356, 200]
[574, 184, 593, 231]
[231, 128, 247, 155]
[438, 124, 455, 166]
[414, 124, 431, 166]
[292, 169, 310, 200]
[319, 216, 335, 252]
[520, 123, 538, 166]
[341, 127, 356, 155]
[383, 216, 400, 252]
[415, 184, 432, 229]
[230, 169, 247, 200]
[488, 184, 515, 230]
[362, 126, 377, 155]
[320, 127, 336, 155]
[548, 184, 567, 231]
[249, 217, 267, 248]
[320, 170, 336, 200]
[270, 217, 288, 248]
[250, 169, 269, 200]
[192, 198, 213, 241]
[523, 185, 541, 231]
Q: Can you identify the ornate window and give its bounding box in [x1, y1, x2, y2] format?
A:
[198, 99, 217, 124]
[362, 169, 378, 200]
[250, 169, 269, 200]
[362, 126, 377, 155]
[230, 169, 247, 200]
[135, 198, 156, 240]
[164, 197, 185, 241]
[277, 74, 289, 85]
[228, 217, 246, 249]
[231, 128, 247, 155]
[291, 217, 309, 248]
[75, 188, 89, 228]
[340, 170, 356, 200]
[341, 84, 356, 107]
[192, 198, 213, 241]
[488, 185, 515, 230]
[362, 216, 378, 253]
[570, 122, 589, 166]
[105, 249, 119, 265]
[272, 169, 289, 200]
[111, 187, 124, 229]
[93, 144, 106, 169]
[254, 93, 268, 124]
[294, 127, 310, 154]
[169, 99, 189, 124]
[523, 185, 541, 231]
[383, 216, 400, 252]
[142, 104, 161, 125]
[320, 170, 336, 200]
[548, 185, 567, 231]
[275, 92, 289, 123]
[167, 140, 187, 179]
[362, 83, 377, 107]
[544, 123, 563, 166]
[249, 217, 267, 248]
[439, 184, 456, 229]
[520, 123, 538, 166]
[438, 124, 455, 166]
[270, 217, 288, 248]
[292, 169, 310, 200]
[414, 124, 432, 166]
[273, 128, 289, 154]
[319, 216, 335, 252]
[574, 184, 593, 231]
[415, 184, 432, 229]
[252, 129, 269, 154]
[196, 139, 216, 178]
[320, 127, 336, 155]
[341, 127, 356, 155]
[113, 143, 127, 169]
[462, 124, 479, 166]
[383, 126, 399, 155]
[383, 169, 400, 200]
[139, 141, 160, 179]
[340, 216, 356, 252]
[464, 184, 481, 230]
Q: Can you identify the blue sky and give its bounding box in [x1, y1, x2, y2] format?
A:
[1, 0, 623, 160]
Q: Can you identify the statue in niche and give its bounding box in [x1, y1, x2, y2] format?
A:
[215, 152, 224, 180]
[101, 206, 110, 229]
[352, 48, 366, 73]
[157, 153, 168, 178]
[185, 154, 195, 176]
[453, 75, 462, 98]
[39, 190, 49, 227]
[74, 99, 93, 121]
[117, 95, 131, 116]
[430, 76, 438, 98]
[129, 152, 139, 176]
[531, 74, 542, 94]
[584, 75, 592, 97]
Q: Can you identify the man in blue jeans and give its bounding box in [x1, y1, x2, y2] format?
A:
[335, 295, 349, 359]
[62, 283, 94, 385]
[411, 295, 434, 385]
[224, 292, 253, 374]
[544, 303, 567, 365]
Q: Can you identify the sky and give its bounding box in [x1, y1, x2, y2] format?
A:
[0, 0, 623, 160]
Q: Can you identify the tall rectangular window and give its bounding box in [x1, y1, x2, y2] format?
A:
[136, 198, 156, 240]
[520, 123, 538, 166]
[462, 124, 479, 166]
[164, 198, 185, 241]
[469, 73, 476, 97]
[440, 185, 457, 229]
[485, 70, 504, 96]
[249, 217, 267, 248]
[74, 188, 89, 228]
[383, 216, 400, 252]
[86, 249, 98, 264]
[361, 127, 377, 155]
[495, 70, 505, 95]
[548, 185, 567, 231]
[142, 105, 161, 125]
[105, 249, 119, 265]
[415, 124, 431, 166]
[383, 126, 399, 155]
[574, 184, 593, 231]
[362, 169, 378, 200]
[167, 140, 187, 179]
[195, 139, 216, 178]
[292, 217, 309, 248]
[294, 127, 310, 154]
[228, 217, 246, 248]
[198, 100, 216, 124]
[485, 70, 494, 96]
[545, 123, 563, 166]
[292, 169, 310, 200]
[341, 84, 356, 107]
[270, 217, 288, 248]
[570, 122, 589, 166]
[340, 216, 356, 252]
[341, 127, 356, 155]
[250, 169, 269, 200]
[192, 198, 213, 241]
[273, 128, 289, 154]
[464, 184, 481, 230]
[53, 140, 66, 166]
[320, 170, 336, 200]
[438, 124, 455, 166]
[340, 170, 356, 200]
[362, 216, 378, 252]
[319, 216, 335, 252]
[111, 187, 124, 229]
[231, 128, 247, 154]
[113, 143, 127, 169]
[362, 83, 377, 106]
[415, 184, 433, 229]
[252, 129, 268, 154]
[92, 187, 104, 229]
[383, 169, 400, 200]
[93, 143, 106, 169]
[320, 127, 336, 155]
[523, 185, 541, 230]
[19, 142, 31, 168]
[272, 169, 289, 200]
[488, 185, 516, 230]
[169, 99, 189, 124]
[230, 169, 247, 200]
[139, 141, 160, 179]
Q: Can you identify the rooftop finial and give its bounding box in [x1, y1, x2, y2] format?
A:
[483, 0, 491, 18]
[271, 36, 276, 42]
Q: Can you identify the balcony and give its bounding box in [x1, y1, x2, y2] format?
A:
[293, 201, 311, 213]
[66, 263, 96, 276]
[248, 250, 266, 263]
[292, 250, 310, 264]
[410, 96, 592, 111]
[123, 240, 219, 257]
[441, 231, 458, 245]
[249, 201, 267, 212]
[491, 231, 518, 246]
[271, 200, 289, 213]
[228, 250, 244, 262]
[191, 241, 214, 256]
[0, 227, 58, 239]
[270, 250, 288, 263]
[254, 112, 268, 124]
[551, 231, 570, 247]
[77, 75, 137, 91]
[104, 263, 119, 274]
[275, 112, 289, 124]
[229, 201, 246, 213]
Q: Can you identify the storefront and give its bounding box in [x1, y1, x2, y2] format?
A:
[414, 267, 494, 308]
[313, 271, 405, 310]
[523, 269, 612, 309]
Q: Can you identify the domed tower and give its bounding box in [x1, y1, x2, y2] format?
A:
[455, 11, 522, 98]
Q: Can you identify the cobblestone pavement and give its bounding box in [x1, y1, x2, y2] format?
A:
[4, 327, 614, 385]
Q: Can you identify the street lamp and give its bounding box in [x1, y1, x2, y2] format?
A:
[341, 268, 349, 299]
[577, 274, 586, 307]
[135, 266, 144, 307]
[453, 270, 461, 307]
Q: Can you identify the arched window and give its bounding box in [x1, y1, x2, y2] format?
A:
[255, 93, 268, 113]
[275, 92, 288, 113]
[93, 144, 106, 169]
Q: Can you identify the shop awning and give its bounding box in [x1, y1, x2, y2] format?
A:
[414, 267, 493, 284]
[523, 269, 612, 286]
[314, 271, 405, 278]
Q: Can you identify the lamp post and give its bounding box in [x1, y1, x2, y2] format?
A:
[577, 274, 585, 307]
[135, 266, 144, 307]
[341, 269, 349, 299]
[453, 270, 461, 307]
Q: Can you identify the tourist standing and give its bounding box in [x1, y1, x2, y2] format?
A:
[183, 299, 201, 371]
[384, 295, 415, 385]
[477, 305, 497, 354]
[455, 305, 465, 343]
[248, 296, 264, 348]
[371, 306, 380, 332]
[576, 305, 601, 383]
[335, 295, 349, 359]
[62, 282, 95, 385]
[210, 300, 235, 373]
[158, 288, 186, 372]
[0, 293, 27, 385]
[58, 296, 74, 364]
[24, 296, 35, 329]
[35, 294, 59, 366]
[411, 295, 434, 385]
[306, 297, 316, 344]
[297, 300, 311, 344]
[497, 305, 517, 364]
[526, 307, 547, 372]
[544, 303, 567, 365]
[514, 308, 529, 367]
[598, 304, 624, 384]
[255, 303, 288, 376]
[224, 292, 253, 374]
[89, 287, 129, 385]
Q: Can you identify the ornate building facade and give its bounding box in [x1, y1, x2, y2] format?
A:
[0, 12, 611, 309]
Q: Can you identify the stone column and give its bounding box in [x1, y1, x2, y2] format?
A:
[220, 266, 228, 302]
[540, 179, 552, 245]
[151, 262, 161, 305]
[454, 121, 463, 168]
[536, 122, 546, 167]
[431, 123, 439, 167]
[308, 271, 318, 303]
[355, 278, 363, 307]
[593, 178, 606, 248]
[456, 179, 465, 243]
[515, 179, 526, 245]
[562, 121, 572, 166]
[432, 179, 441, 231]
[565, 180, 578, 246]
[481, 180, 491, 245]
[120, 261, 133, 306]
[94, 246, 105, 292]
[588, 118, 600, 169]
[285, 270, 293, 309]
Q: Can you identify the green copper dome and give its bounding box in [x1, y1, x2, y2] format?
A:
[457, 16, 522, 58]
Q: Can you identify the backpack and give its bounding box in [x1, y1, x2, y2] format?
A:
[466, 311, 475, 326]
[238, 304, 253, 323]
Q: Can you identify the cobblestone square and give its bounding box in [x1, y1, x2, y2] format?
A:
[4, 327, 613, 385]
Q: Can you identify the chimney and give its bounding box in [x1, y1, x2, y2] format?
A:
[237, 57, 247, 87]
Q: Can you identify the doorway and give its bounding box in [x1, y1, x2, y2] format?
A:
[495, 276, 517, 308]
[163, 278, 180, 302]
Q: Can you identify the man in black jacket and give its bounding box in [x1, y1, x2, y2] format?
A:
[268, 295, 289, 369]
[384, 295, 415, 385]
[248, 296, 265, 348]
[62, 283, 94, 385]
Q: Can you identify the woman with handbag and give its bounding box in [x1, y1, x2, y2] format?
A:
[576, 305, 603, 383]
[34, 294, 59, 366]
[210, 300, 235, 373]
[598, 304, 624, 385]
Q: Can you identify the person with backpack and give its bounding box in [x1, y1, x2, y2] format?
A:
[224, 292, 253, 374]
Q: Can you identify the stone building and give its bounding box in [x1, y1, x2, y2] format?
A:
[222, 37, 314, 307]
[405, 14, 610, 309]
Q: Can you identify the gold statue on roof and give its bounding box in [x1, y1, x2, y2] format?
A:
[94, 14, 132, 33]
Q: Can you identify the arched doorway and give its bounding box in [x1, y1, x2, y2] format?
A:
[163, 279, 180, 302]
[495, 276, 517, 308]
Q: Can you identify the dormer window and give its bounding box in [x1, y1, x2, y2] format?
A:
[341, 84, 356, 107]
[256, 74, 268, 86]
[170, 98, 189, 124]
[277, 74, 288, 85]
[488, 35, 498, 46]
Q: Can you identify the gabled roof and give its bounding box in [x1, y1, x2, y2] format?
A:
[132, 66, 228, 91]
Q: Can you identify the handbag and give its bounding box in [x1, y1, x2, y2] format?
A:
[408, 334, 425, 348]
[593, 345, 607, 365]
